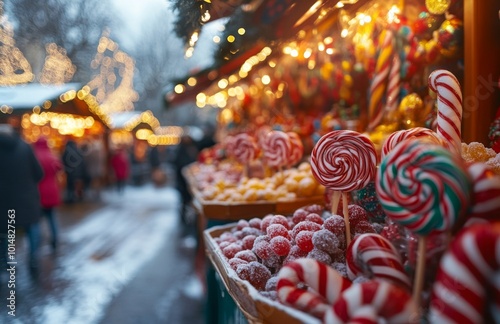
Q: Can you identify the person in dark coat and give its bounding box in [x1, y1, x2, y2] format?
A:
[62, 140, 87, 203]
[0, 124, 44, 271]
[110, 148, 130, 194]
[33, 137, 62, 250]
[173, 135, 199, 228]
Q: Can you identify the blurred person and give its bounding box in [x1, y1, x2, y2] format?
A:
[82, 138, 106, 200]
[110, 147, 130, 194]
[0, 124, 44, 272]
[62, 140, 88, 203]
[173, 135, 199, 229]
[33, 137, 62, 251]
[196, 123, 216, 151]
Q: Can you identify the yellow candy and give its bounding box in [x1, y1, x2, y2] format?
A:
[298, 177, 316, 197]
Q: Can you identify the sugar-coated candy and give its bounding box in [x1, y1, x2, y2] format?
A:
[307, 248, 333, 265]
[270, 236, 291, 256]
[265, 276, 279, 292]
[292, 208, 308, 224]
[353, 220, 376, 235]
[324, 280, 418, 323]
[247, 261, 272, 291]
[260, 214, 275, 232]
[219, 241, 231, 250]
[269, 215, 291, 229]
[306, 213, 324, 225]
[252, 241, 274, 260]
[346, 233, 411, 290]
[260, 290, 279, 301]
[347, 205, 369, 228]
[241, 226, 261, 238]
[241, 235, 256, 250]
[277, 258, 352, 318]
[229, 257, 248, 271]
[266, 223, 290, 239]
[428, 222, 500, 323]
[222, 243, 243, 259]
[234, 250, 258, 263]
[248, 218, 262, 229]
[237, 219, 250, 230]
[296, 230, 315, 253]
[312, 229, 340, 255]
[292, 221, 322, 239]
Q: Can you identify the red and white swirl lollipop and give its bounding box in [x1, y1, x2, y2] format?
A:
[232, 133, 258, 165]
[429, 222, 500, 324]
[346, 233, 411, 290]
[224, 135, 237, 159]
[324, 280, 418, 323]
[277, 258, 352, 318]
[428, 69, 463, 155]
[381, 127, 441, 160]
[287, 132, 304, 167]
[311, 130, 377, 245]
[263, 130, 292, 169]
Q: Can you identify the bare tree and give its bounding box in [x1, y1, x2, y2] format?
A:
[5, 0, 119, 82]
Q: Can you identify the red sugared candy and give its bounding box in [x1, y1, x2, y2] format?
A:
[307, 248, 333, 264]
[237, 219, 250, 230]
[296, 230, 314, 252]
[267, 223, 290, 239]
[242, 235, 257, 250]
[348, 204, 369, 228]
[223, 243, 243, 259]
[353, 220, 376, 235]
[234, 250, 258, 263]
[229, 257, 248, 271]
[249, 218, 262, 229]
[312, 229, 340, 254]
[304, 204, 323, 215]
[306, 213, 324, 225]
[260, 215, 275, 232]
[269, 215, 291, 230]
[270, 236, 291, 256]
[253, 241, 274, 260]
[292, 208, 308, 224]
[292, 221, 322, 239]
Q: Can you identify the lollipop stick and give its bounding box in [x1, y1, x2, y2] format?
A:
[412, 236, 427, 307]
[331, 191, 341, 216]
[342, 192, 351, 246]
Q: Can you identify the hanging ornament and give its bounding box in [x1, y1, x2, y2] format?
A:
[425, 0, 451, 15]
[398, 93, 426, 129]
[436, 16, 463, 58]
[413, 11, 443, 40]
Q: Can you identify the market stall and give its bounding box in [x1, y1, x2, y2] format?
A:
[0, 82, 109, 152]
[167, 0, 500, 323]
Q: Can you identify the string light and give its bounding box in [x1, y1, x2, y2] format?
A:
[0, 4, 34, 85]
[86, 30, 138, 114]
[39, 43, 76, 84]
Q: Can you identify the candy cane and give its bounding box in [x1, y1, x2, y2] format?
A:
[386, 54, 401, 114]
[368, 30, 394, 131]
[346, 233, 411, 290]
[381, 127, 441, 160]
[428, 222, 500, 324]
[324, 280, 418, 323]
[428, 69, 463, 155]
[467, 162, 500, 220]
[276, 258, 351, 318]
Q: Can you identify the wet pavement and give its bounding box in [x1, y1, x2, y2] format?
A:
[0, 181, 206, 324]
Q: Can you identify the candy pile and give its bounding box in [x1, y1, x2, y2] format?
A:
[199, 162, 325, 202]
[214, 204, 382, 295]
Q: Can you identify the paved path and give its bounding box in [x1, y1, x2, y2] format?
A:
[0, 184, 205, 324]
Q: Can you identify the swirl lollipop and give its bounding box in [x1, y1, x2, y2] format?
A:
[224, 135, 237, 159]
[263, 130, 291, 169]
[376, 138, 471, 305]
[232, 133, 258, 176]
[311, 130, 377, 245]
[428, 69, 463, 155]
[287, 132, 304, 167]
[381, 127, 441, 160]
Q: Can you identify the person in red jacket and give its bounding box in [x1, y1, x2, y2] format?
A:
[110, 147, 130, 194]
[33, 137, 62, 250]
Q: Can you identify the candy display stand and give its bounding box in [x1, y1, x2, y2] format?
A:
[204, 224, 321, 324]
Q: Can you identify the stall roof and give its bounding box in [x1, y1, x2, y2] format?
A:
[108, 110, 160, 132]
[0, 83, 80, 110]
[0, 83, 111, 126]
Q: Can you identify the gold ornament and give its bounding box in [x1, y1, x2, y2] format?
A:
[425, 0, 451, 15]
[399, 93, 427, 129]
